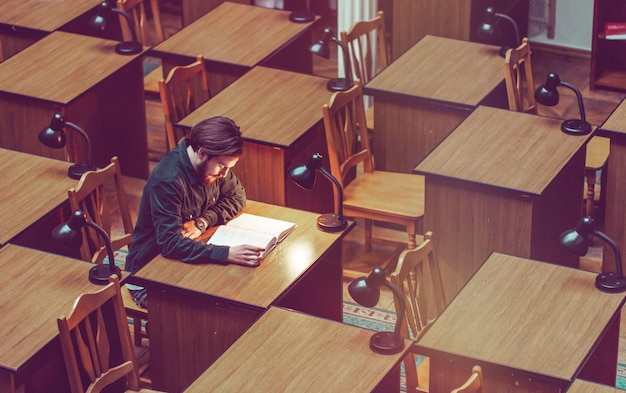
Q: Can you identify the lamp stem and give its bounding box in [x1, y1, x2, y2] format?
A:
[65, 121, 93, 166]
[560, 81, 587, 123]
[111, 7, 139, 43]
[384, 281, 406, 337]
[86, 221, 118, 275]
[332, 37, 353, 84]
[319, 166, 344, 220]
[496, 12, 520, 47]
[596, 230, 624, 277]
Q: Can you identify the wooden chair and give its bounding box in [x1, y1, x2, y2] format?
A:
[321, 80, 425, 276]
[450, 365, 484, 393]
[340, 10, 390, 135]
[158, 55, 212, 151]
[67, 156, 149, 351]
[117, 0, 165, 47]
[57, 275, 163, 393]
[504, 38, 609, 219]
[389, 231, 447, 393]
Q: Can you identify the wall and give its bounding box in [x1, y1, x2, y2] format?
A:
[528, 0, 593, 51]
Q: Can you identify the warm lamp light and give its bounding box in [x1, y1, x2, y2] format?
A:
[38, 113, 97, 180]
[289, 0, 314, 23]
[53, 210, 122, 285]
[349, 267, 406, 354]
[288, 153, 347, 232]
[310, 27, 353, 92]
[560, 216, 626, 293]
[476, 6, 521, 57]
[535, 72, 592, 135]
[89, 1, 142, 55]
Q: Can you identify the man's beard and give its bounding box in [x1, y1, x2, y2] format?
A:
[197, 160, 218, 186]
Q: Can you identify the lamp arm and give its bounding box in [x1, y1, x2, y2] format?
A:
[332, 37, 353, 83]
[318, 166, 344, 220]
[560, 81, 587, 123]
[495, 12, 520, 46]
[595, 230, 624, 277]
[85, 221, 117, 274]
[384, 281, 406, 338]
[111, 8, 139, 43]
[65, 121, 93, 166]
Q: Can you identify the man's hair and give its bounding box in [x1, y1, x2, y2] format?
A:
[186, 116, 244, 158]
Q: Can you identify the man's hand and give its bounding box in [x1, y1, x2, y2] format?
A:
[228, 244, 265, 267]
[181, 220, 202, 239]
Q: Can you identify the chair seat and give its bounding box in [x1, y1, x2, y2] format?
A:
[343, 171, 425, 220]
[585, 135, 610, 170]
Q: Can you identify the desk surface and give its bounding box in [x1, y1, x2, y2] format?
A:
[0, 31, 145, 104]
[567, 379, 623, 392]
[599, 97, 626, 137]
[416, 252, 626, 383]
[0, 0, 99, 31]
[0, 244, 102, 371]
[152, 2, 317, 67]
[414, 106, 592, 195]
[0, 148, 74, 245]
[134, 200, 352, 308]
[178, 66, 330, 147]
[364, 35, 504, 107]
[184, 306, 409, 392]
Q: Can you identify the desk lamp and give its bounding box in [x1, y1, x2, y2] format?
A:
[560, 216, 626, 293]
[310, 27, 353, 92]
[53, 210, 122, 285]
[349, 267, 406, 354]
[289, 0, 314, 23]
[288, 153, 347, 232]
[38, 113, 97, 180]
[476, 6, 521, 57]
[535, 72, 592, 135]
[89, 1, 142, 55]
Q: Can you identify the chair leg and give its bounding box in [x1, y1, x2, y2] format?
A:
[407, 225, 417, 249]
[133, 316, 143, 346]
[585, 169, 596, 218]
[364, 219, 373, 252]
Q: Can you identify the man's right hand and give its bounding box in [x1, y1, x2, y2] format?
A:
[227, 244, 265, 267]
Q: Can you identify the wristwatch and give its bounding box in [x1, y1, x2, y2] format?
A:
[194, 217, 208, 232]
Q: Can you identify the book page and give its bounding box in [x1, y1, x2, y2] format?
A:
[208, 225, 277, 259]
[226, 213, 296, 243]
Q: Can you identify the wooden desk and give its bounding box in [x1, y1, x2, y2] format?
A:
[597, 98, 626, 275]
[132, 200, 353, 392]
[184, 306, 410, 393]
[0, 0, 102, 60]
[179, 0, 251, 26]
[415, 253, 626, 392]
[414, 106, 588, 300]
[151, 2, 318, 95]
[0, 245, 114, 393]
[0, 148, 75, 247]
[567, 379, 623, 392]
[363, 34, 507, 173]
[0, 31, 148, 178]
[178, 66, 333, 213]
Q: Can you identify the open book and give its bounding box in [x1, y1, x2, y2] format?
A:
[207, 213, 296, 259]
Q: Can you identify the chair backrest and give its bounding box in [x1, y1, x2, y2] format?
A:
[340, 10, 390, 84]
[504, 37, 537, 115]
[117, 0, 165, 46]
[451, 365, 484, 393]
[389, 231, 447, 392]
[158, 55, 212, 151]
[67, 156, 134, 265]
[57, 275, 141, 393]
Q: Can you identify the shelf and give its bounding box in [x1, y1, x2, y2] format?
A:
[593, 70, 626, 92]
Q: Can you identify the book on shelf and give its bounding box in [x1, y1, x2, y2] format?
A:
[207, 213, 296, 259]
[605, 22, 626, 40]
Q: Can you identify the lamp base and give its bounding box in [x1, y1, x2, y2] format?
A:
[115, 41, 143, 55]
[68, 162, 98, 180]
[326, 78, 353, 92]
[369, 332, 405, 355]
[89, 263, 122, 285]
[289, 11, 315, 23]
[317, 213, 347, 232]
[561, 119, 592, 135]
[596, 272, 626, 293]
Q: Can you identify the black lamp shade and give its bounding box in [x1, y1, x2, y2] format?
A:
[477, 7, 497, 40]
[38, 113, 67, 148]
[289, 153, 322, 190]
[310, 28, 333, 59]
[348, 267, 387, 307]
[559, 216, 594, 256]
[52, 210, 87, 249]
[534, 72, 561, 106]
